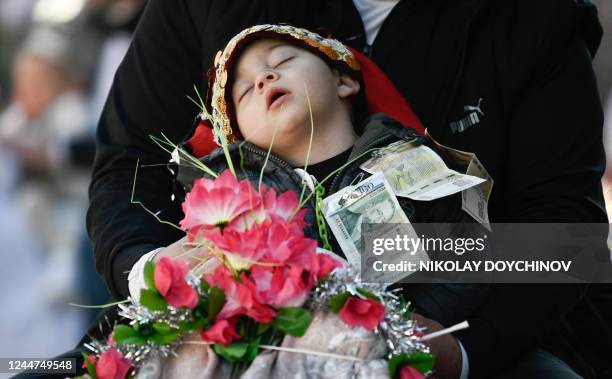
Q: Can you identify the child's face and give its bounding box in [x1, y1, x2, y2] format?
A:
[230, 38, 358, 154]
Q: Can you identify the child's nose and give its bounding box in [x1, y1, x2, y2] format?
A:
[256, 70, 278, 90]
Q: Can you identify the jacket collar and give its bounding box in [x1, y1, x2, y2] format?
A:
[350, 113, 425, 160]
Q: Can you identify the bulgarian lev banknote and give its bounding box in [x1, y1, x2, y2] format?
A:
[424, 130, 493, 229]
[360, 143, 485, 201]
[323, 172, 427, 282]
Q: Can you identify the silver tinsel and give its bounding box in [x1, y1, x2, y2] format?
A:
[84, 267, 433, 376]
[81, 298, 195, 369]
[307, 266, 431, 359]
[117, 298, 193, 329]
[84, 337, 179, 367]
[82, 274, 204, 371]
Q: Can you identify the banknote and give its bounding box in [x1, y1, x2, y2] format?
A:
[424, 130, 493, 229]
[323, 173, 427, 282]
[360, 143, 485, 201]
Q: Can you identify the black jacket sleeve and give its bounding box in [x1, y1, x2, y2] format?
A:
[87, 0, 208, 299]
[455, 1, 607, 377]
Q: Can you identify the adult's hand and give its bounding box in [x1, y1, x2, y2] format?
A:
[154, 236, 208, 270]
[412, 312, 462, 379]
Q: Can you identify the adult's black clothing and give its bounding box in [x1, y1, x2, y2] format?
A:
[87, 0, 609, 377]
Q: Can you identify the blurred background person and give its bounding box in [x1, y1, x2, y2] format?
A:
[0, 0, 144, 367]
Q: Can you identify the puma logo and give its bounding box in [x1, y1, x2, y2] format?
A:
[450, 98, 484, 134]
[464, 98, 484, 116]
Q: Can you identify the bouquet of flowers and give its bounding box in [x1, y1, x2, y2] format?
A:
[76, 168, 445, 379]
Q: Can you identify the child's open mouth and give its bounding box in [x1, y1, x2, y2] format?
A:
[266, 88, 291, 110]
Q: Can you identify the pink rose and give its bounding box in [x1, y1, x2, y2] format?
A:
[248, 265, 313, 308]
[399, 365, 425, 379]
[96, 349, 131, 379]
[338, 296, 385, 330]
[201, 318, 241, 346]
[154, 257, 198, 309]
[315, 253, 342, 280]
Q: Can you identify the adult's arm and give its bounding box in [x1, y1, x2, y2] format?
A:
[87, 0, 208, 299]
[455, 1, 607, 377]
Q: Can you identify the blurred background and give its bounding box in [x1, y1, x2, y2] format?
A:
[0, 0, 610, 376]
[0, 0, 144, 375]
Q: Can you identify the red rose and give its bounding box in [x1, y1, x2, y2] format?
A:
[96, 349, 131, 379]
[154, 257, 199, 309]
[204, 266, 276, 323]
[399, 365, 425, 379]
[201, 318, 241, 346]
[338, 296, 385, 330]
[314, 252, 342, 280]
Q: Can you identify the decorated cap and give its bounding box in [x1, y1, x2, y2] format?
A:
[188, 24, 425, 158]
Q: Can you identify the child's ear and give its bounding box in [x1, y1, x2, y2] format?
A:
[336, 72, 360, 99]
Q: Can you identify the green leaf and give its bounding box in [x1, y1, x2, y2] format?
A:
[214, 342, 249, 362]
[329, 292, 350, 313]
[150, 330, 181, 345]
[200, 278, 210, 293]
[81, 352, 97, 379]
[143, 261, 157, 292]
[120, 335, 148, 345]
[388, 352, 436, 377]
[207, 287, 225, 321]
[356, 288, 381, 301]
[152, 322, 174, 335]
[140, 288, 168, 311]
[214, 339, 260, 363]
[272, 308, 311, 337]
[113, 324, 139, 343]
[242, 338, 261, 362]
[179, 318, 208, 332]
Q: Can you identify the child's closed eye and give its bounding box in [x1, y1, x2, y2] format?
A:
[273, 56, 294, 68]
[238, 86, 253, 102]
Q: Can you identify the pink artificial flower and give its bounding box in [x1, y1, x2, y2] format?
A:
[201, 318, 241, 346]
[95, 349, 131, 379]
[227, 184, 275, 232]
[267, 189, 307, 228]
[202, 222, 268, 270]
[180, 170, 259, 233]
[314, 253, 342, 281]
[228, 186, 307, 232]
[399, 365, 425, 379]
[248, 265, 313, 308]
[265, 220, 318, 270]
[204, 266, 276, 323]
[154, 257, 198, 309]
[338, 296, 385, 331]
[211, 215, 318, 272]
